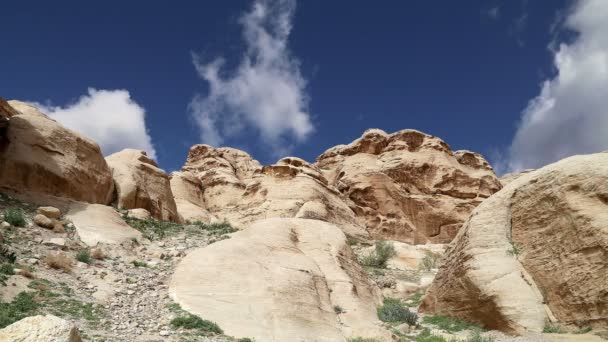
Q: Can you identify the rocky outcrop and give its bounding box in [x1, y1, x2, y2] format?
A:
[499, 169, 534, 187]
[420, 152, 608, 334]
[169, 171, 216, 223]
[0, 101, 114, 204]
[66, 202, 142, 247]
[170, 218, 391, 341]
[106, 149, 179, 222]
[315, 129, 501, 243]
[179, 145, 368, 237]
[0, 315, 83, 341]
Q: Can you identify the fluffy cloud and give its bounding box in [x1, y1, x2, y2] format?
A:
[507, 0, 608, 172]
[189, 0, 313, 156]
[36, 88, 156, 159]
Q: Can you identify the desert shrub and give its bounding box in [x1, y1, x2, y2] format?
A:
[360, 241, 396, 268]
[422, 314, 480, 332]
[0, 291, 39, 328]
[90, 247, 106, 260]
[333, 305, 345, 314]
[543, 323, 566, 333]
[574, 326, 592, 334]
[3, 208, 26, 227]
[75, 249, 91, 264]
[416, 329, 449, 342]
[237, 339, 255, 342]
[0, 263, 15, 286]
[349, 338, 383, 342]
[132, 260, 147, 268]
[0, 246, 16, 263]
[122, 215, 183, 240]
[170, 314, 223, 334]
[44, 253, 73, 272]
[16, 269, 34, 279]
[406, 292, 424, 307]
[377, 298, 417, 325]
[419, 251, 440, 271]
[506, 242, 522, 256]
[193, 220, 237, 236]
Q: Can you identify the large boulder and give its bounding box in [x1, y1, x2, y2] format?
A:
[106, 149, 179, 222]
[0, 100, 114, 204]
[315, 129, 501, 243]
[66, 202, 142, 247]
[179, 145, 368, 237]
[170, 218, 391, 341]
[0, 314, 82, 341]
[420, 152, 608, 334]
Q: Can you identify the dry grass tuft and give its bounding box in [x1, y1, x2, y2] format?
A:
[17, 269, 35, 279]
[90, 247, 106, 260]
[44, 252, 73, 272]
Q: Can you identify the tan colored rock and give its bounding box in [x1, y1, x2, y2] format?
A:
[170, 218, 391, 341]
[169, 171, 216, 223]
[382, 241, 445, 271]
[499, 169, 534, 187]
[37, 206, 61, 219]
[420, 152, 608, 334]
[295, 200, 328, 220]
[106, 149, 179, 222]
[66, 202, 142, 247]
[0, 101, 114, 204]
[33, 214, 54, 229]
[179, 145, 368, 237]
[315, 129, 501, 243]
[126, 208, 151, 221]
[0, 314, 82, 342]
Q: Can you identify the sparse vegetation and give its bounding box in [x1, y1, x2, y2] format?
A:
[422, 314, 481, 333]
[349, 338, 383, 342]
[0, 263, 15, 286]
[415, 328, 494, 342]
[506, 241, 522, 256]
[543, 322, 566, 334]
[122, 215, 184, 240]
[236, 338, 255, 342]
[3, 208, 26, 227]
[419, 251, 440, 271]
[170, 314, 223, 334]
[0, 291, 39, 328]
[406, 292, 424, 307]
[132, 260, 148, 268]
[333, 305, 345, 314]
[574, 326, 592, 334]
[76, 249, 92, 264]
[359, 241, 397, 268]
[377, 298, 417, 326]
[0, 246, 16, 263]
[192, 220, 237, 236]
[44, 252, 73, 272]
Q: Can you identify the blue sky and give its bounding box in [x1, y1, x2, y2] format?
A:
[2, 0, 607, 174]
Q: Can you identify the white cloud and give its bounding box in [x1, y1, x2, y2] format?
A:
[189, 0, 313, 155]
[507, 0, 608, 172]
[36, 88, 157, 159]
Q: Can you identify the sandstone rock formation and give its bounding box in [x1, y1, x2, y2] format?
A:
[106, 149, 179, 222]
[170, 218, 391, 341]
[0, 101, 114, 204]
[66, 202, 142, 247]
[315, 129, 501, 243]
[179, 145, 368, 237]
[169, 171, 216, 223]
[0, 314, 83, 342]
[420, 152, 608, 334]
[499, 169, 534, 187]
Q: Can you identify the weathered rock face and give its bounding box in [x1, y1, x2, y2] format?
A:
[169, 171, 216, 223]
[420, 152, 608, 334]
[499, 169, 534, 187]
[0, 314, 83, 342]
[315, 129, 501, 243]
[179, 145, 368, 237]
[106, 149, 179, 222]
[0, 100, 114, 204]
[170, 218, 391, 341]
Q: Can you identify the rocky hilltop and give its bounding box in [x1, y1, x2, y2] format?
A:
[0, 99, 605, 342]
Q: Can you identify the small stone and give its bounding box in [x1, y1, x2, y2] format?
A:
[42, 237, 66, 248]
[26, 258, 39, 265]
[127, 290, 135, 295]
[159, 330, 170, 336]
[33, 214, 55, 229]
[37, 206, 61, 219]
[0, 221, 11, 229]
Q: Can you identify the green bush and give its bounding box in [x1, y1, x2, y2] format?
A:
[193, 220, 237, 236]
[419, 251, 440, 271]
[349, 338, 383, 342]
[0, 263, 15, 286]
[543, 323, 566, 333]
[132, 260, 147, 268]
[422, 315, 480, 332]
[574, 326, 592, 334]
[170, 314, 223, 334]
[0, 246, 16, 264]
[0, 291, 39, 328]
[333, 305, 344, 314]
[237, 339, 255, 342]
[3, 208, 26, 227]
[75, 250, 91, 264]
[377, 298, 417, 325]
[360, 241, 396, 268]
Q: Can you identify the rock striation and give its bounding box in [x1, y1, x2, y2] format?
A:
[106, 149, 179, 222]
[315, 129, 501, 243]
[0, 314, 83, 341]
[170, 218, 391, 341]
[420, 152, 608, 334]
[0, 100, 114, 204]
